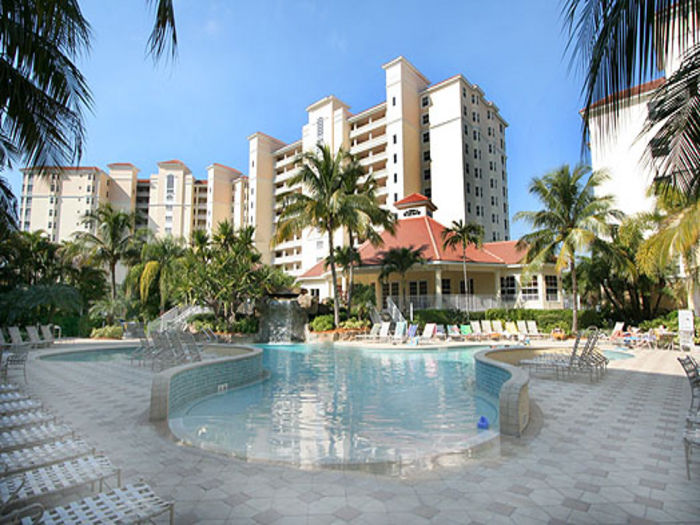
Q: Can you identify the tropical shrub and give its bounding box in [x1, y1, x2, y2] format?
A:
[339, 318, 370, 330]
[90, 325, 123, 339]
[309, 314, 335, 332]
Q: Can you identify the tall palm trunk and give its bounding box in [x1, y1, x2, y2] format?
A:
[326, 227, 340, 327]
[110, 260, 117, 300]
[570, 260, 579, 333]
[347, 231, 355, 314]
[462, 245, 469, 313]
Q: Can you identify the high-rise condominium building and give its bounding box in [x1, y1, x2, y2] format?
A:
[248, 56, 510, 277]
[19, 160, 247, 242]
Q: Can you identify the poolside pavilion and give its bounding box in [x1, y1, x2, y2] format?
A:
[297, 194, 566, 312]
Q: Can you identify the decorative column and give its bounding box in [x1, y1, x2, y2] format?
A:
[435, 267, 443, 309]
[537, 273, 546, 308]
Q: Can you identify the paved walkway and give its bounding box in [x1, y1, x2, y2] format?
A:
[20, 343, 700, 524]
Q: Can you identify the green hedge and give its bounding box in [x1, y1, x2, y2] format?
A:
[639, 311, 700, 342]
[90, 325, 123, 339]
[309, 314, 335, 332]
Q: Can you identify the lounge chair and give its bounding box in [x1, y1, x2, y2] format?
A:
[505, 321, 519, 340]
[479, 320, 494, 339]
[2, 349, 29, 383]
[25, 327, 49, 348]
[459, 324, 473, 339]
[6, 328, 30, 351]
[0, 330, 10, 351]
[0, 439, 93, 476]
[447, 325, 462, 340]
[0, 393, 29, 404]
[526, 321, 546, 339]
[391, 321, 407, 344]
[419, 323, 436, 344]
[435, 324, 447, 340]
[0, 399, 42, 416]
[39, 325, 55, 345]
[605, 321, 626, 341]
[357, 323, 381, 341]
[15, 482, 175, 525]
[0, 455, 120, 512]
[405, 324, 418, 343]
[0, 411, 55, 432]
[516, 320, 529, 339]
[470, 321, 484, 340]
[0, 384, 20, 394]
[376, 322, 392, 343]
[491, 320, 508, 339]
[0, 423, 74, 451]
[684, 428, 700, 480]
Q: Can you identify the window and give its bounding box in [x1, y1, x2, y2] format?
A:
[473, 130, 477, 140]
[310, 289, 320, 298]
[423, 169, 431, 180]
[422, 132, 429, 143]
[465, 163, 470, 174]
[471, 94, 476, 104]
[462, 87, 467, 97]
[489, 161, 493, 171]
[419, 281, 428, 295]
[423, 150, 430, 161]
[463, 106, 467, 116]
[460, 279, 474, 294]
[467, 202, 471, 213]
[316, 240, 324, 249]
[393, 134, 397, 144]
[393, 153, 398, 164]
[476, 205, 481, 216]
[49, 209, 53, 216]
[492, 214, 496, 223]
[490, 196, 495, 206]
[464, 124, 468, 134]
[472, 112, 477, 122]
[522, 276, 539, 301]
[488, 144, 493, 154]
[393, 173, 397, 183]
[392, 96, 396, 106]
[545, 275, 558, 301]
[422, 114, 429, 125]
[316, 117, 324, 139]
[488, 127, 492, 137]
[492, 232, 497, 241]
[487, 110, 492, 119]
[394, 193, 398, 202]
[424, 187, 431, 198]
[47, 221, 52, 228]
[441, 278, 451, 295]
[474, 149, 478, 159]
[409, 281, 418, 296]
[421, 96, 429, 107]
[499, 123, 504, 133]
[464, 144, 469, 154]
[500, 276, 516, 299]
[466, 182, 471, 194]
[475, 187, 480, 197]
[391, 282, 399, 297]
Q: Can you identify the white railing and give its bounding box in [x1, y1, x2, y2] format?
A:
[386, 294, 521, 313]
[368, 302, 382, 325]
[148, 304, 211, 333]
[385, 297, 406, 323]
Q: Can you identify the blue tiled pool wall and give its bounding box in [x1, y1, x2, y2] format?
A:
[475, 359, 512, 397]
[168, 353, 263, 416]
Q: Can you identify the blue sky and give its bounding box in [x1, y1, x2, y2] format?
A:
[6, 0, 588, 240]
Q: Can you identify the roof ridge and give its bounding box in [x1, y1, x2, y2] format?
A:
[481, 245, 505, 263]
[424, 216, 440, 259]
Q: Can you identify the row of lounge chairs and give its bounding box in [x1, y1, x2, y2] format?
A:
[678, 355, 700, 479]
[0, 380, 174, 524]
[519, 327, 608, 382]
[0, 326, 55, 352]
[131, 330, 204, 371]
[358, 319, 549, 344]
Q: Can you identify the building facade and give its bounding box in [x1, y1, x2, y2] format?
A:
[19, 160, 247, 242]
[248, 56, 510, 278]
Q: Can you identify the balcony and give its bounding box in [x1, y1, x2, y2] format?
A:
[274, 166, 300, 185]
[350, 116, 386, 138]
[350, 132, 388, 155]
[358, 150, 387, 168]
[274, 152, 301, 170]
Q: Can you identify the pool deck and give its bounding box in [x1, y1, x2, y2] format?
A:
[18, 340, 700, 524]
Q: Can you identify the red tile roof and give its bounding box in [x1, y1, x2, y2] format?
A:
[300, 216, 526, 278]
[107, 162, 137, 168]
[158, 159, 188, 166]
[212, 163, 241, 174]
[137, 179, 150, 184]
[588, 78, 665, 111]
[394, 193, 430, 206]
[21, 166, 100, 172]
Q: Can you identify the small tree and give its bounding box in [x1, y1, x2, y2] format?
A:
[441, 219, 484, 311]
[378, 247, 424, 312]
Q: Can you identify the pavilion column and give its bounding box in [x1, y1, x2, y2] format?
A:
[537, 273, 546, 308]
[435, 267, 443, 309]
[494, 270, 501, 309]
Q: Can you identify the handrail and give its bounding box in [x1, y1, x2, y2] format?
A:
[385, 297, 405, 323]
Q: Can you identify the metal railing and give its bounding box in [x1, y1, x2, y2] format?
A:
[385, 297, 406, 323]
[383, 294, 550, 313]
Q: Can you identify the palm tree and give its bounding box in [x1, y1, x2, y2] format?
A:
[274, 145, 348, 327]
[564, 0, 700, 197]
[378, 247, 425, 311]
[138, 236, 185, 312]
[0, 1, 176, 172]
[338, 155, 395, 313]
[441, 220, 484, 310]
[325, 245, 361, 310]
[514, 164, 622, 332]
[637, 188, 700, 312]
[75, 203, 138, 300]
[0, 175, 18, 238]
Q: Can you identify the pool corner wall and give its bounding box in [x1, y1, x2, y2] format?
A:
[150, 345, 263, 422]
[474, 347, 530, 437]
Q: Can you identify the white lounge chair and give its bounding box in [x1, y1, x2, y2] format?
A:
[0, 411, 55, 432]
[0, 423, 74, 451]
[505, 321, 519, 340]
[356, 323, 381, 341]
[40, 325, 56, 345]
[0, 439, 93, 476]
[419, 323, 436, 344]
[17, 482, 174, 525]
[0, 392, 29, 403]
[470, 321, 484, 340]
[516, 320, 529, 338]
[0, 399, 42, 416]
[24, 327, 49, 349]
[7, 327, 32, 350]
[480, 320, 495, 338]
[526, 321, 546, 339]
[377, 322, 392, 342]
[0, 455, 120, 511]
[0, 384, 20, 394]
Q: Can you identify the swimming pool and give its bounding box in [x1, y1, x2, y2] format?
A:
[169, 343, 498, 468]
[605, 349, 635, 361]
[41, 347, 138, 362]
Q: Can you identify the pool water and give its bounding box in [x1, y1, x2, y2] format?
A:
[41, 347, 138, 362]
[169, 344, 498, 468]
[605, 349, 635, 360]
